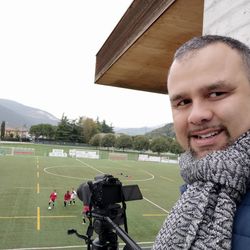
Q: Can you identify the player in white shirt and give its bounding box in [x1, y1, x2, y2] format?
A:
[70, 187, 77, 205]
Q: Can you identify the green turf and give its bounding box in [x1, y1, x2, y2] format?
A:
[0, 147, 183, 249]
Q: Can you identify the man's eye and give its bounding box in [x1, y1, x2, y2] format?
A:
[209, 92, 225, 98]
[177, 99, 191, 107]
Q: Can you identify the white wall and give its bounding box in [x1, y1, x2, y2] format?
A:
[203, 0, 250, 45]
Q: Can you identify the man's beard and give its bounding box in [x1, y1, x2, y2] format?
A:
[188, 127, 232, 158]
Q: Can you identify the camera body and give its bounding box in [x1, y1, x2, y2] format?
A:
[77, 174, 142, 209]
[89, 174, 123, 208]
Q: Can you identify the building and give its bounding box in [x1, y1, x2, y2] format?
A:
[5, 127, 29, 139]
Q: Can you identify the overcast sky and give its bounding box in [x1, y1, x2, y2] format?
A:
[0, 0, 173, 128]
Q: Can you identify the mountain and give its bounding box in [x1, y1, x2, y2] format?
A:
[146, 123, 175, 138]
[0, 98, 173, 137]
[0, 99, 59, 129]
[114, 123, 175, 137]
[114, 125, 164, 136]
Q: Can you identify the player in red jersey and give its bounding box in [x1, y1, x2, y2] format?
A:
[48, 190, 57, 209]
[64, 190, 71, 207]
[82, 204, 90, 224]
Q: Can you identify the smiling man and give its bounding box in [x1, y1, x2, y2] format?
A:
[152, 35, 250, 250]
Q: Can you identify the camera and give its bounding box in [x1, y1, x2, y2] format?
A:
[77, 174, 142, 208]
[68, 174, 143, 250]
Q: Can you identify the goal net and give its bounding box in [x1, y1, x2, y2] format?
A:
[0, 147, 14, 156]
[108, 152, 128, 160]
[0, 147, 35, 156]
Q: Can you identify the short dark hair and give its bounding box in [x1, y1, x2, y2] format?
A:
[173, 35, 250, 81]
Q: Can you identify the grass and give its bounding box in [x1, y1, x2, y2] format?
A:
[0, 143, 183, 249]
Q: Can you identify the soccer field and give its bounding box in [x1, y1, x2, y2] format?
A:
[0, 150, 182, 249]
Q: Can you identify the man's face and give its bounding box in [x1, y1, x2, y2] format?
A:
[168, 43, 250, 159]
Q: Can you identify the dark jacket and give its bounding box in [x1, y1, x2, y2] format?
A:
[180, 184, 250, 249]
[232, 190, 250, 249]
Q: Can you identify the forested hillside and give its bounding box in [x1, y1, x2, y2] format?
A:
[146, 123, 175, 138]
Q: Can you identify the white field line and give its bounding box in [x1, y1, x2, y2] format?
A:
[160, 175, 175, 182]
[76, 159, 105, 174]
[108, 161, 155, 182]
[76, 159, 155, 182]
[0, 215, 76, 219]
[43, 166, 86, 180]
[3, 241, 154, 250]
[132, 170, 154, 182]
[143, 196, 169, 214]
[75, 160, 154, 182]
[16, 187, 65, 190]
[43, 159, 155, 182]
[44, 159, 104, 180]
[42, 159, 168, 215]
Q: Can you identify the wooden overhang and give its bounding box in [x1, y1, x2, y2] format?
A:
[95, 0, 204, 94]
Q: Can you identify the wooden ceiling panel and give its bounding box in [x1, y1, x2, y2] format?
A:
[95, 0, 204, 94]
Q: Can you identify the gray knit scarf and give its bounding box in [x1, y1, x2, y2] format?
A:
[152, 131, 250, 250]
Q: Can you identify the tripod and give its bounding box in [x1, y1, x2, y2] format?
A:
[70, 177, 143, 250]
[68, 210, 142, 250]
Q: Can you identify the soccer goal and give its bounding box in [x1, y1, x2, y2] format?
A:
[0, 147, 35, 156]
[108, 152, 128, 160]
[0, 147, 14, 156]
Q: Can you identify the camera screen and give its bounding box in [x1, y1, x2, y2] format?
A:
[122, 185, 143, 201]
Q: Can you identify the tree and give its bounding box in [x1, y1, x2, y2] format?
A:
[170, 139, 184, 154]
[30, 124, 56, 140]
[100, 119, 114, 133]
[150, 137, 169, 155]
[115, 134, 133, 151]
[101, 133, 116, 150]
[89, 133, 102, 148]
[79, 117, 98, 143]
[96, 117, 102, 133]
[30, 125, 41, 139]
[55, 115, 72, 141]
[1, 121, 5, 140]
[42, 124, 56, 139]
[133, 135, 149, 151]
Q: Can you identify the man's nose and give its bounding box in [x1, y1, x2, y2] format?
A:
[187, 101, 213, 125]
